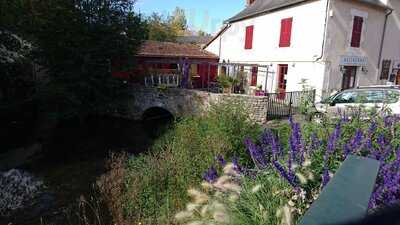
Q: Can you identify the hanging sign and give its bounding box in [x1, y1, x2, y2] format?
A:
[340, 55, 368, 66]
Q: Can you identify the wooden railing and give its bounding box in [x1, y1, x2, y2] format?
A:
[144, 74, 180, 87]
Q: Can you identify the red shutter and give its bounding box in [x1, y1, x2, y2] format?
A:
[245, 25, 254, 49]
[279, 18, 293, 47]
[351, 16, 363, 48]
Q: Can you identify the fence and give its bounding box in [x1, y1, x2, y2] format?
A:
[144, 74, 180, 87]
[266, 90, 316, 120]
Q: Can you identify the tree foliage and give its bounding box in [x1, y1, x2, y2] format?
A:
[146, 13, 177, 42]
[0, 0, 147, 119]
[170, 7, 187, 36]
[146, 7, 188, 42]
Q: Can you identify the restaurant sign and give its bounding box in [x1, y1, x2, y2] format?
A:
[340, 55, 368, 66]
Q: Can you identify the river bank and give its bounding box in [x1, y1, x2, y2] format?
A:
[0, 115, 172, 225]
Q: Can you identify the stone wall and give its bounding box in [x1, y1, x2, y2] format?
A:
[206, 93, 269, 124]
[128, 86, 269, 124]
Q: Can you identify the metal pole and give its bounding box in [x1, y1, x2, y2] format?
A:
[288, 92, 293, 116]
[207, 63, 211, 93]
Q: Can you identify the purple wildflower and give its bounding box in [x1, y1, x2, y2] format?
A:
[289, 118, 304, 165]
[364, 122, 376, 152]
[273, 160, 298, 188]
[344, 129, 364, 157]
[203, 166, 218, 183]
[232, 156, 243, 174]
[216, 155, 226, 167]
[371, 134, 391, 161]
[245, 137, 267, 169]
[310, 133, 321, 152]
[384, 116, 393, 128]
[322, 165, 330, 187]
[325, 122, 342, 160]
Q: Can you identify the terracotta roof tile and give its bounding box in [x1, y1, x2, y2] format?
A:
[137, 40, 219, 59]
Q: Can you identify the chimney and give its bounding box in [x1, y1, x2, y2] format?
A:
[246, 0, 255, 6]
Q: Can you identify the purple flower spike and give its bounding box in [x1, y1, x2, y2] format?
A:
[289, 119, 304, 165]
[245, 137, 267, 169]
[273, 161, 298, 188]
[344, 129, 364, 157]
[322, 166, 330, 187]
[384, 116, 393, 128]
[326, 122, 342, 158]
[216, 155, 226, 167]
[232, 156, 243, 173]
[203, 166, 218, 183]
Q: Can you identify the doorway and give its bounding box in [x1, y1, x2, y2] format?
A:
[278, 64, 288, 99]
[342, 66, 357, 90]
[396, 70, 400, 85]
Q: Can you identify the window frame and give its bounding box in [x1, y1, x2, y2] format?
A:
[350, 16, 364, 48]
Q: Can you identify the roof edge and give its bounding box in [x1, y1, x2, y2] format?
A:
[225, 0, 310, 24]
[202, 24, 230, 50]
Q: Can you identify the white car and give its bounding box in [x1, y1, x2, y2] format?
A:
[314, 86, 400, 117]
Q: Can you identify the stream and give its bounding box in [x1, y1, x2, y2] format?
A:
[0, 115, 172, 225]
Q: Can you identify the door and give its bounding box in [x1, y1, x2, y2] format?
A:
[278, 64, 288, 99]
[396, 70, 400, 85]
[342, 66, 357, 90]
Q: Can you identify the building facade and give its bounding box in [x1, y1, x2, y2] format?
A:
[205, 0, 396, 100]
[112, 41, 219, 88]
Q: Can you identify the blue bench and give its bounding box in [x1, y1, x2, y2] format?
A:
[298, 155, 380, 225]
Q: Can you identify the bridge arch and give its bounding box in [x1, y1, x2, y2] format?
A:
[142, 106, 174, 122]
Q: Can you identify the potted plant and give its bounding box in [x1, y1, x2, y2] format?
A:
[217, 73, 233, 94]
[255, 85, 265, 96]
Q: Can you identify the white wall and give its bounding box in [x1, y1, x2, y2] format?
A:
[381, 0, 400, 72]
[324, 0, 387, 94]
[205, 0, 328, 96]
[213, 0, 327, 62]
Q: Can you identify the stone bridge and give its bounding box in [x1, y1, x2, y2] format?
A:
[127, 86, 269, 124]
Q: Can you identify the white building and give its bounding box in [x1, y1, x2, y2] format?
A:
[205, 0, 398, 100]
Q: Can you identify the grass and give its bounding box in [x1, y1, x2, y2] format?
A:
[227, 173, 291, 225]
[99, 101, 262, 225]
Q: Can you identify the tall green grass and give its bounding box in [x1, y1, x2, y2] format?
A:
[120, 102, 262, 224]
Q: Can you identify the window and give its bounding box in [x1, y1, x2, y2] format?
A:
[279, 18, 293, 47]
[351, 16, 363, 48]
[251, 66, 258, 86]
[380, 59, 391, 80]
[333, 91, 359, 104]
[359, 90, 385, 103]
[245, 25, 254, 49]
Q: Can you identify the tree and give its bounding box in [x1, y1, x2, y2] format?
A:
[146, 13, 177, 42]
[0, 30, 34, 102]
[169, 7, 187, 36]
[197, 30, 210, 37]
[1, 0, 147, 119]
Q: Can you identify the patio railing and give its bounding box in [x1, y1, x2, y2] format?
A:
[144, 74, 180, 87]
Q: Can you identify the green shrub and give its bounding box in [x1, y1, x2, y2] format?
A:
[120, 102, 261, 224]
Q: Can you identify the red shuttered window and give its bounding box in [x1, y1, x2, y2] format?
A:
[245, 25, 254, 49]
[279, 17, 293, 47]
[351, 16, 363, 48]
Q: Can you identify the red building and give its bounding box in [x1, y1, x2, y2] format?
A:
[112, 40, 219, 88]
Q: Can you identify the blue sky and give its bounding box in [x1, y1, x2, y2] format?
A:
[135, 0, 245, 34]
